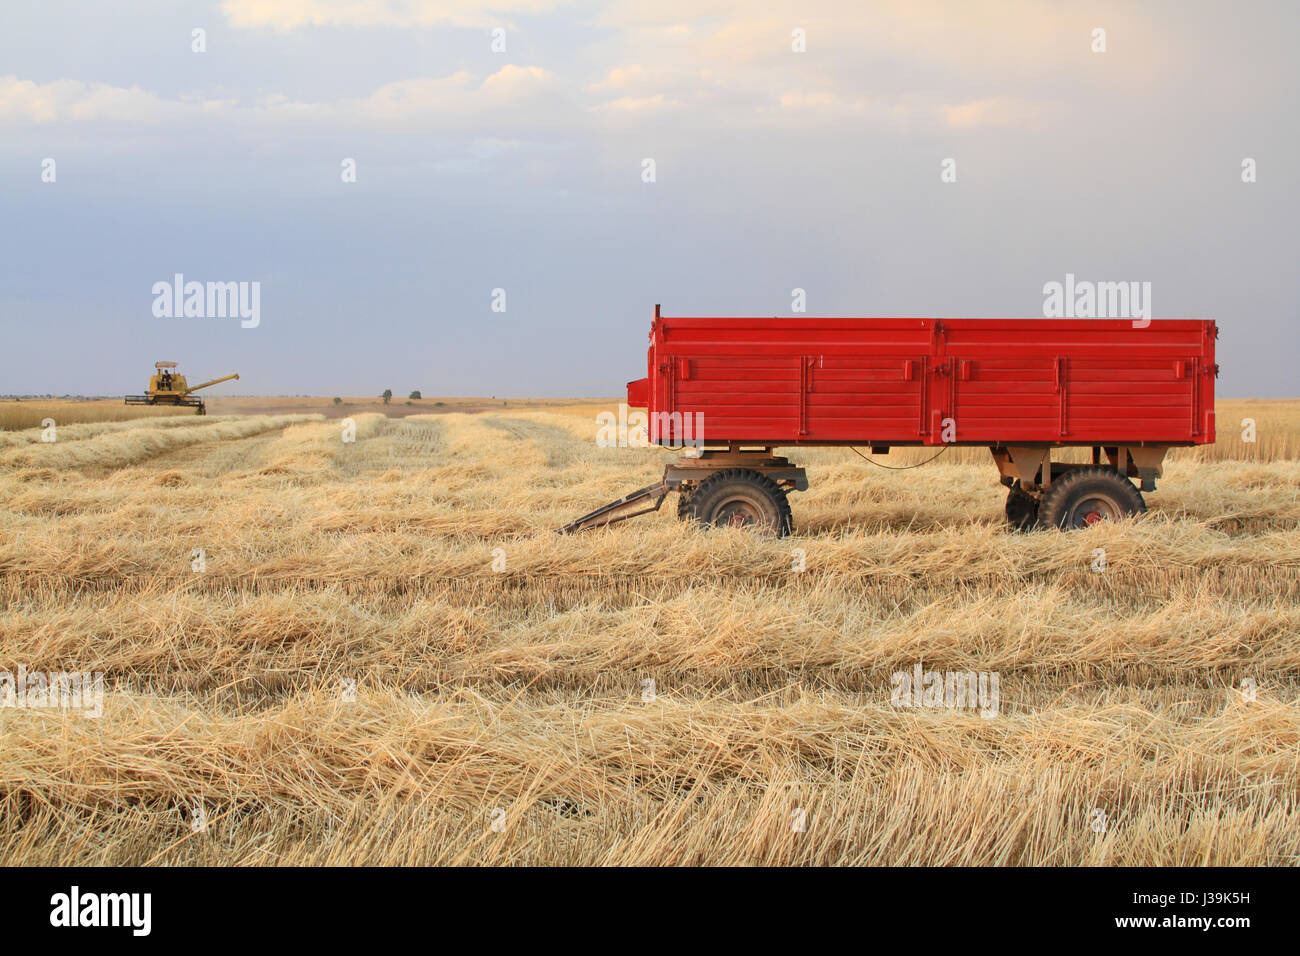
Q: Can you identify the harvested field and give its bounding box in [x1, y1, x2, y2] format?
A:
[0, 400, 1297, 865]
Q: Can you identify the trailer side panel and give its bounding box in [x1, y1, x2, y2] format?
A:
[631, 315, 1216, 447]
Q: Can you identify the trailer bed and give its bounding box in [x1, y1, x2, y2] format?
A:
[627, 311, 1217, 447]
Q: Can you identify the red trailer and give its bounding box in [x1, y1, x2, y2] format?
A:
[560, 306, 1218, 534]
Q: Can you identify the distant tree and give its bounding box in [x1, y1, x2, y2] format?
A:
[381, 389, 392, 405]
[332, 396, 342, 405]
[409, 390, 421, 400]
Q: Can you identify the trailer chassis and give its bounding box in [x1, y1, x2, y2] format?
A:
[558, 441, 1177, 535]
[557, 447, 806, 534]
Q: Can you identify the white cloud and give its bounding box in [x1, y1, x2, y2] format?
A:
[944, 97, 1041, 130]
[592, 94, 679, 113]
[777, 91, 837, 109]
[589, 65, 651, 92]
[0, 75, 194, 124]
[0, 66, 561, 130]
[480, 64, 558, 101]
[581, 0, 1177, 131]
[6, 2, 1159, 140]
[220, 0, 570, 30]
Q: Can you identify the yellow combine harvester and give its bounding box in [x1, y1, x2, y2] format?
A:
[124, 362, 239, 415]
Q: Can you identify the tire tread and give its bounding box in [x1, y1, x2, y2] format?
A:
[1038, 466, 1146, 530]
[688, 468, 793, 536]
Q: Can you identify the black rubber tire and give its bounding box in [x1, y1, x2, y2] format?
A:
[676, 485, 696, 521]
[1037, 466, 1146, 530]
[688, 468, 792, 536]
[1005, 481, 1040, 532]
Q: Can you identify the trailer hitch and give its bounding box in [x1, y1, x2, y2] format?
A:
[555, 478, 673, 534]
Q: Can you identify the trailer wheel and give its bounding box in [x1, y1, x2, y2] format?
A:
[689, 469, 792, 536]
[1037, 467, 1146, 530]
[1005, 482, 1040, 532]
[676, 485, 696, 521]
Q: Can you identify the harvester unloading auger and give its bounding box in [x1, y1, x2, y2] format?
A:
[124, 362, 239, 415]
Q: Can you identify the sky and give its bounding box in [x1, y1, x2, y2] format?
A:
[0, 0, 1296, 397]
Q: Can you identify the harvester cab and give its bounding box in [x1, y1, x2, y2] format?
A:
[151, 361, 183, 398]
[124, 362, 239, 415]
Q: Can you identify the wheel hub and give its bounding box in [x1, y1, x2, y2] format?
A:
[718, 499, 760, 526]
[1070, 495, 1121, 528]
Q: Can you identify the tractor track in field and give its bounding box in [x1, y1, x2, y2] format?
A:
[479, 416, 584, 468]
